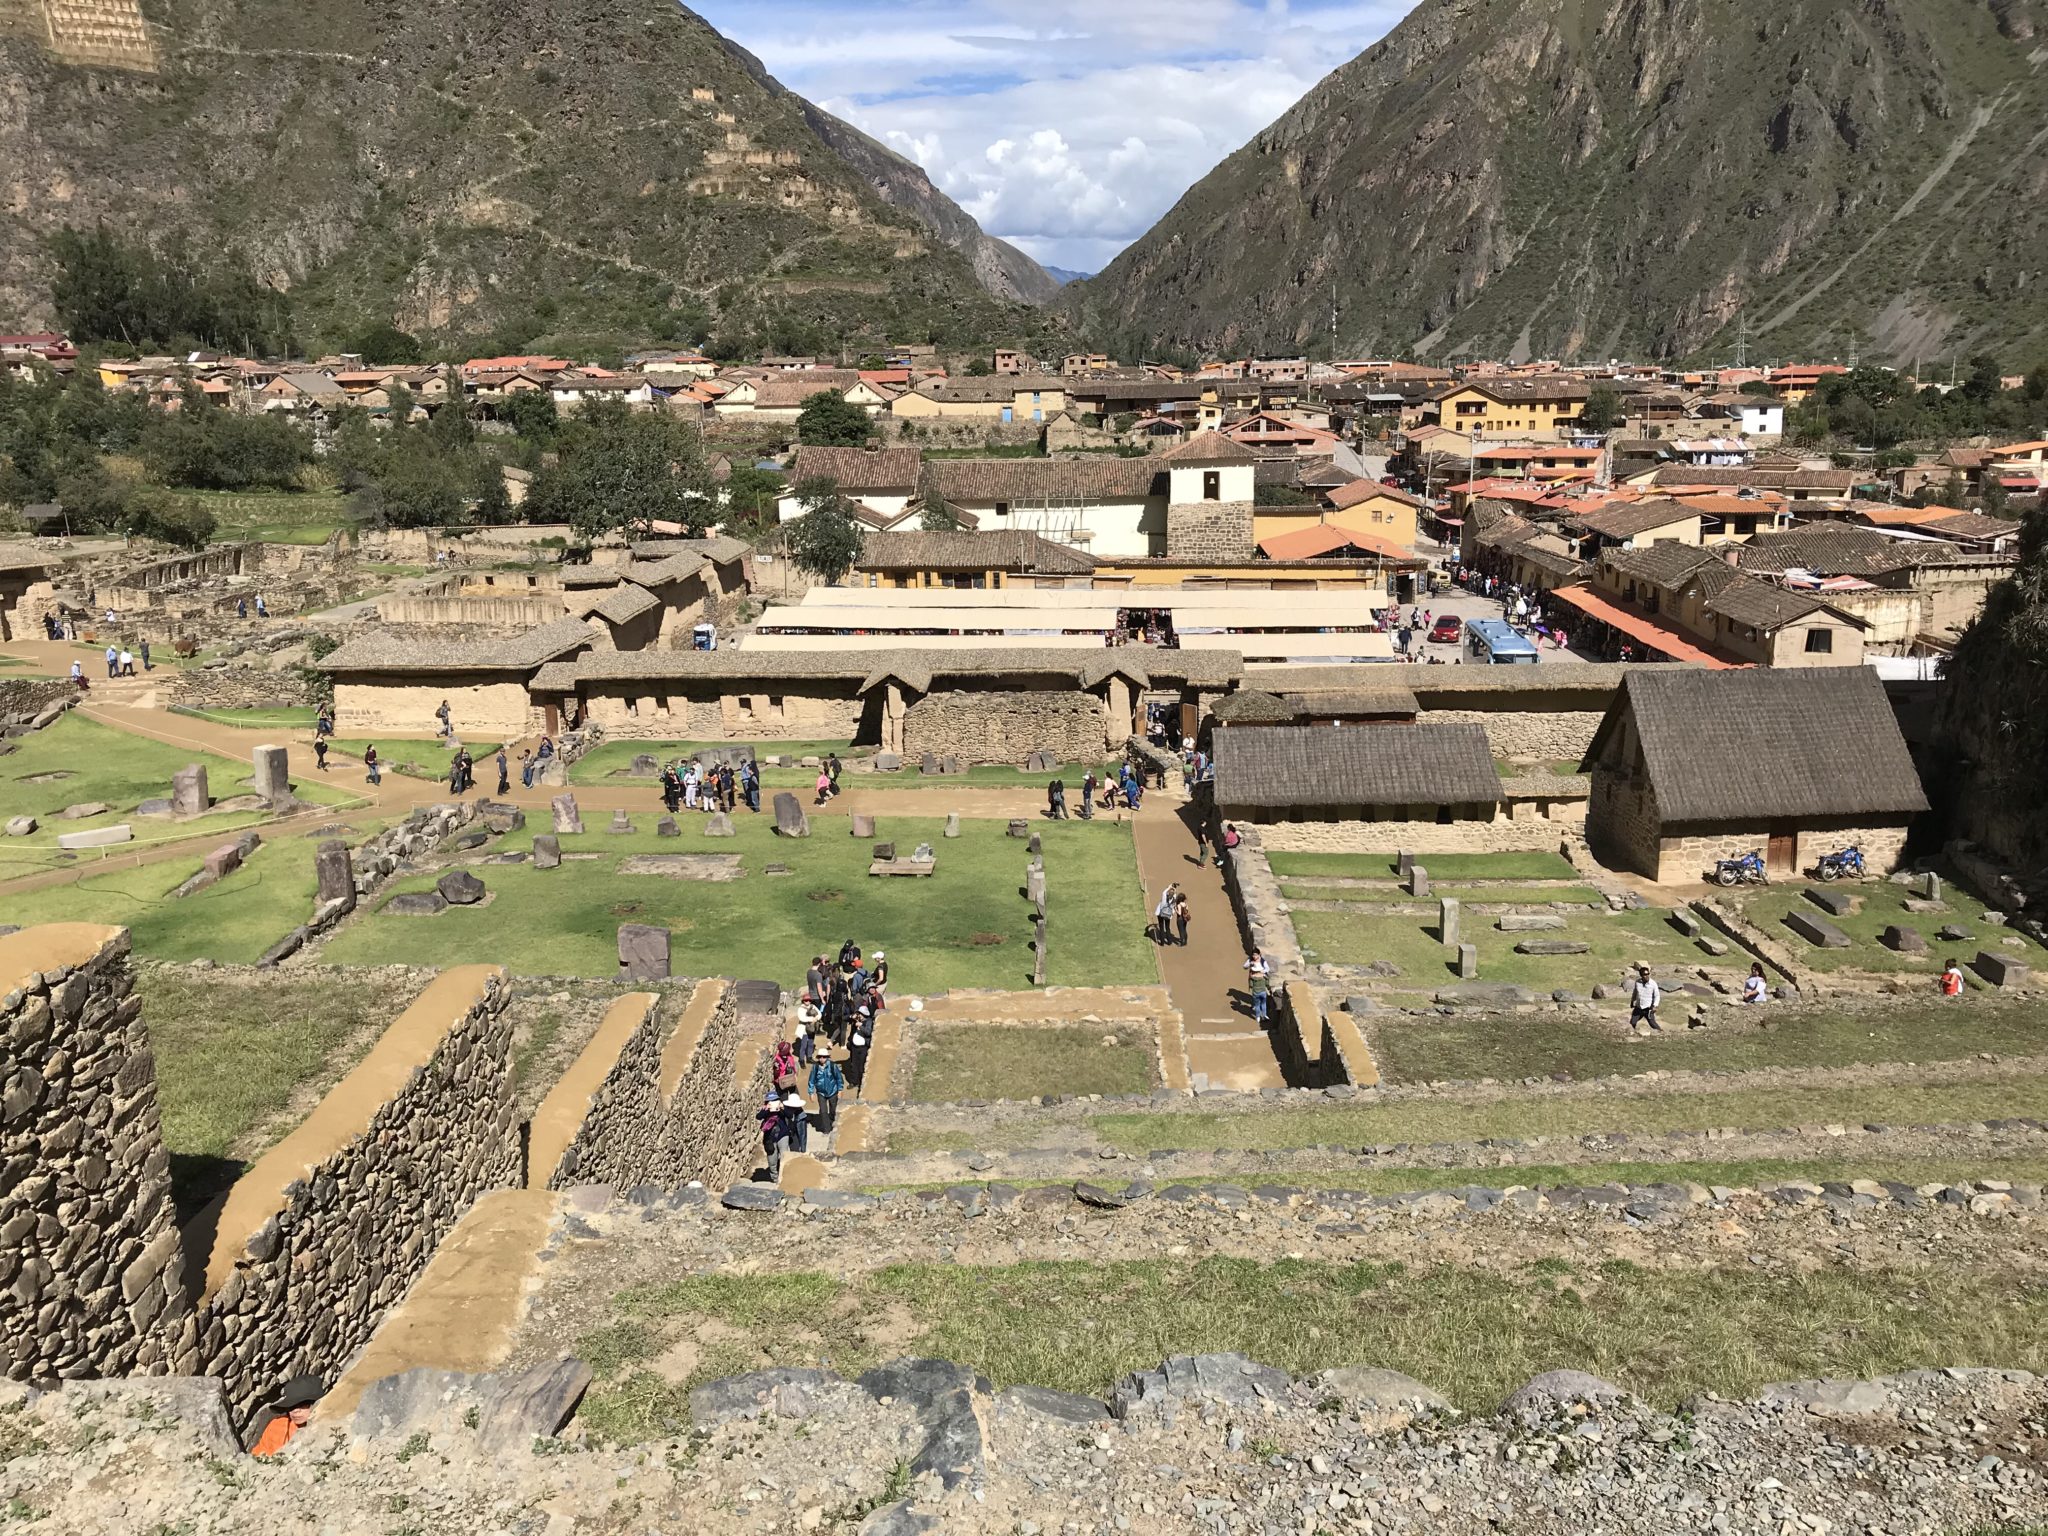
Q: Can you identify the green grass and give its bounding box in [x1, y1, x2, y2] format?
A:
[320, 737, 505, 781]
[568, 1256, 2048, 1439]
[1734, 883, 2048, 976]
[569, 738, 1123, 791]
[1087, 1073, 2048, 1153]
[1367, 998, 2048, 1084]
[1266, 851, 1580, 881]
[906, 1024, 1156, 1102]
[189, 488, 353, 545]
[1293, 906, 1694, 994]
[168, 706, 319, 731]
[0, 822, 386, 964]
[319, 814, 1153, 990]
[139, 967, 420, 1217]
[1280, 882, 1602, 906]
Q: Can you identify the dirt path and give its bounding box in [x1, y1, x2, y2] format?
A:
[1132, 804, 1286, 1091]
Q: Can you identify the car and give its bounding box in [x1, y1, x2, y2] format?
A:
[1428, 615, 1464, 644]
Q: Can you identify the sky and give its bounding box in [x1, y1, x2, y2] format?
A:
[688, 0, 1416, 276]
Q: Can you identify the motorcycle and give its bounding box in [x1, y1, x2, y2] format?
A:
[1712, 849, 1768, 887]
[1813, 846, 1866, 882]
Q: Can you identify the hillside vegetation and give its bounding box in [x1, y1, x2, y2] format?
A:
[1066, 0, 2048, 365]
[0, 0, 1061, 356]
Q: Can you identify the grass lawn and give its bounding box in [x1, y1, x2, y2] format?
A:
[168, 705, 319, 731]
[569, 738, 1124, 791]
[1087, 1072, 2048, 1153]
[138, 967, 422, 1219]
[0, 714, 349, 872]
[905, 1024, 1156, 1102]
[569, 1256, 2048, 1441]
[1281, 881, 1602, 906]
[1367, 998, 2048, 1084]
[1293, 906, 1694, 995]
[319, 813, 1154, 990]
[1734, 882, 2048, 977]
[189, 488, 353, 545]
[1267, 850, 1580, 881]
[0, 821, 386, 963]
[321, 736, 507, 781]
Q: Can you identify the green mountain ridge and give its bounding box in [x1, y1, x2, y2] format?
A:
[1066, 0, 2048, 365]
[0, 0, 1061, 353]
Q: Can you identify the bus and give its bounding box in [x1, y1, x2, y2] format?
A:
[1466, 617, 1540, 665]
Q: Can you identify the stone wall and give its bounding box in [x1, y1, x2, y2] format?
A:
[902, 689, 1107, 766]
[530, 981, 757, 1192]
[359, 527, 574, 565]
[0, 926, 197, 1382]
[189, 966, 518, 1431]
[1165, 500, 1255, 561]
[577, 688, 863, 742]
[1251, 814, 1576, 856]
[376, 594, 570, 629]
[168, 665, 317, 712]
[333, 677, 540, 738]
[1423, 707, 1608, 762]
[1651, 820, 1913, 886]
[0, 675, 72, 724]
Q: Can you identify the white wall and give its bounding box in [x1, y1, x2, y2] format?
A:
[1167, 462, 1256, 504]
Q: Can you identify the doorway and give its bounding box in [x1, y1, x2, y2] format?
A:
[1766, 824, 1798, 874]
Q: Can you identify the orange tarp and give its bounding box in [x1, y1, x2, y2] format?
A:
[1549, 585, 1749, 669]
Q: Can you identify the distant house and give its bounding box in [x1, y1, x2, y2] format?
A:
[1429, 377, 1591, 440]
[776, 445, 924, 526]
[1582, 668, 1927, 882]
[1210, 722, 1505, 825]
[257, 373, 347, 412]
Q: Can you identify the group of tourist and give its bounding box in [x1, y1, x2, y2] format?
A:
[663, 758, 761, 816]
[1044, 764, 1146, 821]
[755, 940, 885, 1180]
[810, 754, 843, 806]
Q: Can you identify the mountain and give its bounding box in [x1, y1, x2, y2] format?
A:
[0, 0, 1062, 351]
[1065, 0, 2048, 366]
[1043, 267, 1094, 287]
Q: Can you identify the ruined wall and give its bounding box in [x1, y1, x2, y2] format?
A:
[1423, 707, 1608, 762]
[902, 690, 1106, 765]
[376, 595, 569, 628]
[190, 966, 518, 1430]
[359, 527, 573, 565]
[531, 981, 755, 1192]
[168, 667, 317, 712]
[1165, 500, 1255, 561]
[0, 926, 196, 1382]
[0, 675, 72, 722]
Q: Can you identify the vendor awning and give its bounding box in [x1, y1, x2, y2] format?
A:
[1549, 584, 1749, 670]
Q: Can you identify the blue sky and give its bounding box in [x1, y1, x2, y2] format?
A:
[689, 0, 1416, 274]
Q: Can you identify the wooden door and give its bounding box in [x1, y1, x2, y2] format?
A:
[544, 703, 560, 737]
[1180, 701, 1198, 745]
[1766, 825, 1797, 873]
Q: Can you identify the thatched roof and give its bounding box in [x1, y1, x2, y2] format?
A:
[1585, 668, 1928, 822]
[1207, 689, 1297, 724]
[853, 530, 1095, 575]
[588, 583, 661, 626]
[530, 645, 1243, 695]
[321, 615, 595, 675]
[1213, 723, 1504, 809]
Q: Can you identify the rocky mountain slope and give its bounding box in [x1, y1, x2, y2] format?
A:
[1066, 0, 2048, 364]
[0, 0, 1059, 349]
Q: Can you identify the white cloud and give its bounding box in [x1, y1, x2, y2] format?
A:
[688, 0, 1415, 272]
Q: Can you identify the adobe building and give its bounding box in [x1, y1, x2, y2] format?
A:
[1581, 668, 1929, 883]
[321, 617, 597, 736]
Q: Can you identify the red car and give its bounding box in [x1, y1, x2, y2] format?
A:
[1428, 615, 1464, 644]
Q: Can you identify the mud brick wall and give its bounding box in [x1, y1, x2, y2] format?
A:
[902, 690, 1106, 766]
[531, 981, 757, 1192]
[1252, 814, 1573, 855]
[0, 926, 197, 1382]
[190, 965, 518, 1432]
[1165, 500, 1256, 561]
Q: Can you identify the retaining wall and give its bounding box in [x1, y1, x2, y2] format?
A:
[902, 690, 1107, 766]
[189, 965, 518, 1431]
[1252, 815, 1573, 855]
[0, 926, 197, 1382]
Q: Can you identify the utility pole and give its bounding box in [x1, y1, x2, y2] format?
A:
[1734, 315, 1748, 372]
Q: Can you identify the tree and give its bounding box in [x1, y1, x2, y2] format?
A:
[344, 323, 422, 366]
[722, 464, 785, 525]
[1739, 380, 1780, 398]
[500, 388, 559, 444]
[784, 476, 863, 585]
[795, 390, 872, 447]
[525, 399, 717, 539]
[140, 397, 312, 490]
[919, 498, 960, 531]
[1579, 385, 1624, 434]
[965, 357, 994, 377]
[48, 226, 296, 354]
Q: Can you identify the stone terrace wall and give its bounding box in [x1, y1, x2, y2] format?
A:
[1254, 814, 1575, 856]
[168, 666, 318, 712]
[531, 981, 756, 1192]
[902, 689, 1106, 766]
[190, 965, 517, 1432]
[0, 926, 197, 1382]
[0, 677, 73, 724]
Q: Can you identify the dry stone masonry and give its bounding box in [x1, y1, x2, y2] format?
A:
[900, 689, 1107, 767]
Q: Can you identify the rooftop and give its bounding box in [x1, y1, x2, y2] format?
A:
[852, 530, 1097, 575]
[321, 615, 595, 675]
[1213, 722, 1504, 809]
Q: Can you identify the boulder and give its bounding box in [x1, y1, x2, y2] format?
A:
[59, 801, 111, 820]
[1307, 1367, 1452, 1429]
[1514, 940, 1592, 956]
[56, 824, 131, 850]
[171, 763, 209, 817]
[1937, 924, 1975, 943]
[851, 813, 877, 838]
[202, 842, 246, 881]
[995, 1384, 1109, 1426]
[3, 816, 34, 836]
[478, 801, 526, 834]
[690, 1368, 849, 1427]
[720, 1184, 784, 1211]
[1007, 819, 1030, 838]
[618, 922, 671, 981]
[1110, 1354, 1293, 1422]
[134, 798, 176, 818]
[703, 811, 736, 837]
[630, 753, 660, 776]
[1760, 1378, 1893, 1417]
[874, 842, 896, 862]
[1669, 908, 1702, 939]
[773, 792, 809, 837]
[920, 752, 940, 775]
[532, 835, 562, 870]
[657, 816, 680, 837]
[1881, 924, 1927, 954]
[551, 794, 583, 834]
[351, 1360, 591, 1444]
[943, 812, 961, 838]
[856, 1358, 992, 1491]
[437, 869, 487, 905]
[386, 891, 448, 917]
[1784, 910, 1852, 949]
[875, 752, 903, 772]
[1972, 950, 2030, 989]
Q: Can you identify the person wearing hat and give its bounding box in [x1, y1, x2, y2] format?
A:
[867, 951, 888, 1008]
[846, 1029, 871, 1097]
[1628, 963, 1662, 1034]
[782, 1090, 810, 1156]
[793, 1019, 815, 1068]
[757, 1089, 790, 1181]
[809, 1043, 846, 1137]
[249, 1375, 324, 1456]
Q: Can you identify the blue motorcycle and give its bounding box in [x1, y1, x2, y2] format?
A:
[1813, 846, 1866, 882]
[1713, 849, 1768, 887]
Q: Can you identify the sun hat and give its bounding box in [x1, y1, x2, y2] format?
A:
[783, 1092, 804, 1108]
[271, 1375, 324, 1411]
[872, 950, 884, 960]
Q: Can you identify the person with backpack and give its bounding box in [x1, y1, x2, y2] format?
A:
[313, 736, 329, 772]
[809, 1048, 846, 1136]
[1244, 947, 1270, 1023]
[757, 1090, 789, 1182]
[846, 1029, 871, 1097]
[364, 744, 381, 785]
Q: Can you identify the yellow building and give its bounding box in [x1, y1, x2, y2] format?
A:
[890, 376, 1068, 423]
[1250, 480, 1425, 555]
[1432, 378, 1591, 439]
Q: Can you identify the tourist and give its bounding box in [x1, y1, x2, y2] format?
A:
[809, 1046, 845, 1136]
[1102, 776, 1121, 811]
[249, 1375, 324, 1458]
[826, 752, 842, 797]
[684, 763, 700, 809]
[1740, 963, 1768, 1004]
[1153, 884, 1177, 945]
[757, 1090, 789, 1182]
[1192, 822, 1208, 868]
[1080, 768, 1096, 819]
[1941, 958, 1966, 998]
[772, 1037, 800, 1092]
[846, 1029, 870, 1097]
[1174, 890, 1191, 947]
[793, 1020, 815, 1068]
[1245, 948, 1270, 1024]
[313, 736, 329, 772]
[495, 746, 509, 797]
[867, 951, 888, 1008]
[116, 647, 133, 676]
[1050, 778, 1068, 819]
[105, 643, 118, 678]
[783, 1091, 809, 1155]
[255, 595, 269, 618]
[42, 613, 59, 640]
[814, 766, 832, 807]
[435, 699, 452, 739]
[69, 659, 85, 691]
[805, 954, 828, 1006]
[741, 759, 760, 812]
[1221, 822, 1240, 852]
[315, 707, 333, 739]
[237, 597, 248, 620]
[364, 744, 381, 785]
[1046, 779, 1061, 820]
[1628, 963, 1662, 1033]
[519, 748, 536, 789]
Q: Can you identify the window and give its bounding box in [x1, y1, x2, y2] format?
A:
[1804, 629, 1834, 654]
[1203, 470, 1221, 501]
[994, 501, 1010, 516]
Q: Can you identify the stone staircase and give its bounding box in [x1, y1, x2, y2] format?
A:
[39, 0, 156, 68]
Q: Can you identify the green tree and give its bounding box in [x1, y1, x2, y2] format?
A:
[121, 486, 217, 549]
[345, 324, 423, 366]
[500, 389, 559, 444]
[919, 497, 960, 531]
[795, 390, 872, 447]
[722, 464, 785, 525]
[526, 399, 716, 539]
[1579, 385, 1624, 434]
[1739, 380, 1780, 398]
[965, 357, 994, 377]
[140, 396, 312, 490]
[784, 476, 863, 585]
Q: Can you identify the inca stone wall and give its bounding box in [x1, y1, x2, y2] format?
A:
[168, 667, 318, 713]
[1165, 500, 1255, 561]
[0, 676, 71, 722]
[902, 689, 1106, 765]
[0, 926, 196, 1382]
[190, 965, 518, 1431]
[579, 689, 863, 741]
[531, 981, 759, 1192]
[1423, 707, 1608, 762]
[1251, 814, 1573, 855]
